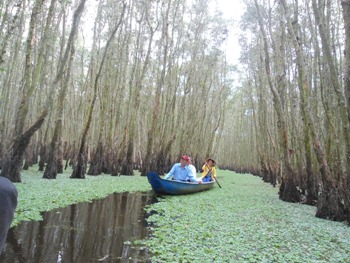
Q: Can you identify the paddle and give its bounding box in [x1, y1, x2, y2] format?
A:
[215, 177, 222, 188]
[203, 168, 222, 188]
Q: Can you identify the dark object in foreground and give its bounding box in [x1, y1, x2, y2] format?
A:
[147, 172, 215, 195]
[0, 176, 18, 254]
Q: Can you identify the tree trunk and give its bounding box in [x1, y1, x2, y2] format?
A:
[1, 0, 81, 182]
[87, 140, 104, 175]
[281, 0, 319, 205]
[71, 2, 126, 179]
[312, 0, 348, 220]
[313, 0, 350, 174]
[340, 0, 350, 223]
[341, 0, 350, 124]
[120, 8, 155, 175]
[44, 0, 85, 179]
[0, 0, 45, 182]
[0, 1, 23, 65]
[254, 0, 300, 202]
[1, 112, 47, 181]
[141, 1, 170, 176]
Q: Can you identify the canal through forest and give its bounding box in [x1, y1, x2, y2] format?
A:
[0, 191, 156, 263]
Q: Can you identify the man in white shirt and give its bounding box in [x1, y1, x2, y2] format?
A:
[164, 155, 202, 183]
[188, 157, 197, 179]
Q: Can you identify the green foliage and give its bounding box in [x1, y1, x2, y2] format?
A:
[141, 170, 350, 263]
[13, 168, 350, 262]
[13, 166, 150, 226]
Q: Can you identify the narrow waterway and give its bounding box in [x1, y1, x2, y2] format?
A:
[0, 191, 156, 263]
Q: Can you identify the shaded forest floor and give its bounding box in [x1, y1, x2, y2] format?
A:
[12, 167, 350, 262]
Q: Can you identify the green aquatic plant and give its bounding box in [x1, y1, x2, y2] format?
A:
[11, 167, 350, 262]
[13, 166, 150, 225]
[141, 170, 350, 263]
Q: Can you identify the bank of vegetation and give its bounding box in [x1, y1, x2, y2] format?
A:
[11, 166, 150, 226]
[11, 168, 350, 262]
[142, 171, 350, 262]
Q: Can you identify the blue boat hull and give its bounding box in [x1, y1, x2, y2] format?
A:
[147, 172, 215, 195]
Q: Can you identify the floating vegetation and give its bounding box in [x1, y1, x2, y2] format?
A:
[12, 167, 350, 262]
[13, 166, 150, 226]
[141, 170, 350, 263]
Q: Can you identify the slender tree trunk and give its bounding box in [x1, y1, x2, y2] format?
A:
[120, 10, 155, 175]
[0, 1, 23, 65]
[340, 0, 350, 223]
[83, 1, 104, 176]
[341, 0, 350, 124]
[312, 0, 348, 220]
[141, 1, 170, 176]
[313, 0, 350, 173]
[71, 2, 126, 179]
[43, 56, 74, 179]
[281, 0, 319, 205]
[254, 0, 300, 202]
[0, 0, 45, 182]
[43, 0, 85, 179]
[0, 0, 85, 182]
[38, 146, 47, 171]
[87, 139, 104, 175]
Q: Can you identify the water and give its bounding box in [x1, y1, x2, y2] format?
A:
[0, 191, 156, 263]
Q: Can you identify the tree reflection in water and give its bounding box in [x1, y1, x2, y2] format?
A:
[0, 191, 156, 263]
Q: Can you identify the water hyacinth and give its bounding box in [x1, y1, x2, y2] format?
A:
[11, 167, 350, 262]
[13, 166, 150, 226]
[142, 170, 350, 263]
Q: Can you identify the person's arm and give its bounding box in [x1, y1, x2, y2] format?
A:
[190, 165, 197, 178]
[187, 167, 200, 183]
[164, 164, 177, 180]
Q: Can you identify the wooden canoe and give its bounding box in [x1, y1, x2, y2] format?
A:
[147, 172, 215, 195]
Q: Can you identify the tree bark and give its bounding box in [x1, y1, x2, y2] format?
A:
[313, 0, 350, 174]
[141, 1, 169, 176]
[71, 2, 126, 179]
[0, 0, 45, 182]
[312, 0, 348, 220]
[254, 0, 300, 202]
[281, 0, 319, 205]
[340, 0, 350, 223]
[0, 1, 23, 65]
[44, 0, 85, 179]
[120, 7, 155, 175]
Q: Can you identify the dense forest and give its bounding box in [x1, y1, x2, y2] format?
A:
[0, 0, 349, 223]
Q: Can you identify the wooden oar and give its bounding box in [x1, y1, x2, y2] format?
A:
[215, 177, 222, 188]
[203, 167, 222, 188]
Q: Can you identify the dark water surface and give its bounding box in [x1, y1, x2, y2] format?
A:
[0, 191, 156, 263]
